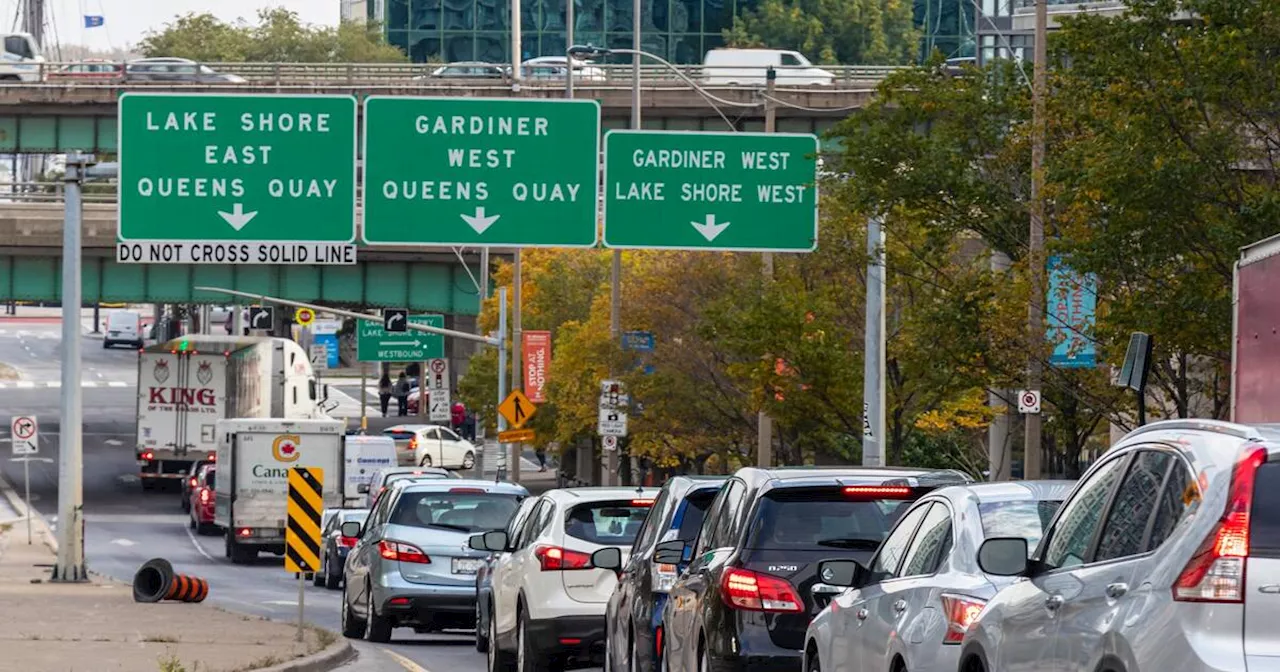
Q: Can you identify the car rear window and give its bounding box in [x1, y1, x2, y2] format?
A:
[389, 491, 520, 532]
[745, 487, 918, 551]
[384, 473, 449, 487]
[675, 489, 719, 541]
[565, 500, 653, 546]
[978, 500, 1063, 552]
[1252, 460, 1280, 556]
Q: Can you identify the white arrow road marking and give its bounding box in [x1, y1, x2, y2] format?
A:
[461, 206, 501, 234]
[691, 214, 731, 242]
[104, 439, 123, 446]
[217, 203, 259, 231]
[110, 538, 136, 547]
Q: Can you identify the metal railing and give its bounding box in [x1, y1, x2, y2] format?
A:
[0, 181, 117, 204]
[15, 60, 904, 89]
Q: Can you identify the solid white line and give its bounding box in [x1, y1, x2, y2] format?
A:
[384, 651, 431, 672]
[184, 524, 218, 562]
[45, 381, 58, 388]
[15, 381, 33, 388]
[107, 381, 128, 388]
[82, 381, 98, 388]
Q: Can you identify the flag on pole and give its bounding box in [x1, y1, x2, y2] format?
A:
[83, 15, 105, 28]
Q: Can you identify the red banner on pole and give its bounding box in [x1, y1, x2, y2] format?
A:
[522, 331, 551, 403]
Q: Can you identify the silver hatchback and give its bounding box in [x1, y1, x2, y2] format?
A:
[339, 479, 528, 643]
[961, 419, 1280, 672]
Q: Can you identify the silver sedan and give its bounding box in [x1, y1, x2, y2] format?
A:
[803, 480, 1074, 672]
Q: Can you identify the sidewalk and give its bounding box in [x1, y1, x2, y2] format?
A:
[0, 480, 352, 672]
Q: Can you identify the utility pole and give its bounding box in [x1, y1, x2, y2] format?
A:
[510, 0, 521, 83]
[1024, 0, 1048, 480]
[862, 215, 886, 467]
[757, 68, 776, 468]
[52, 156, 87, 583]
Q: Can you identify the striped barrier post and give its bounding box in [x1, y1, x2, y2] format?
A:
[286, 466, 324, 642]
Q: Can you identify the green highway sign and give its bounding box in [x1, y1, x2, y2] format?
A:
[116, 93, 358, 265]
[357, 314, 444, 362]
[602, 130, 820, 252]
[361, 97, 600, 247]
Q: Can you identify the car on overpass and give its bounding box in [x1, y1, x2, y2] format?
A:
[125, 57, 246, 84]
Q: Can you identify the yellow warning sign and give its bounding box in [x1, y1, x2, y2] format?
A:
[284, 467, 323, 574]
[498, 428, 535, 444]
[497, 389, 536, 429]
[295, 307, 315, 326]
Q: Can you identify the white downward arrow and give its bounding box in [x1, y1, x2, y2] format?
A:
[461, 206, 501, 234]
[218, 203, 258, 231]
[691, 214, 730, 242]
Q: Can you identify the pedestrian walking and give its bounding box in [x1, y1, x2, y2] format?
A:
[535, 447, 548, 472]
[377, 374, 393, 417]
[395, 372, 411, 416]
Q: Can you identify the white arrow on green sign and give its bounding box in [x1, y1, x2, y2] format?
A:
[360, 96, 601, 248]
[116, 93, 358, 265]
[357, 314, 445, 362]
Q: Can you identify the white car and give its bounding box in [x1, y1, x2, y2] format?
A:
[472, 487, 658, 671]
[383, 423, 477, 470]
[520, 56, 607, 82]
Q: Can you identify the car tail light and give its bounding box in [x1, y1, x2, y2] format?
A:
[189, 477, 197, 488]
[655, 625, 663, 659]
[632, 498, 655, 506]
[1173, 445, 1266, 603]
[389, 597, 411, 606]
[338, 535, 358, 548]
[140, 450, 155, 461]
[208, 454, 216, 462]
[534, 545, 592, 571]
[408, 437, 418, 451]
[379, 540, 431, 564]
[237, 527, 252, 537]
[652, 561, 679, 592]
[843, 485, 913, 499]
[199, 489, 210, 504]
[720, 567, 804, 613]
[940, 594, 986, 644]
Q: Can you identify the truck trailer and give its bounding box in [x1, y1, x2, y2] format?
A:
[135, 336, 330, 489]
[1232, 234, 1280, 423]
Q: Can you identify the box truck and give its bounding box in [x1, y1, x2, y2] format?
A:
[135, 336, 331, 489]
[215, 418, 345, 563]
[1232, 234, 1280, 423]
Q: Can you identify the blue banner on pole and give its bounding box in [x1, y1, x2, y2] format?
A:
[1047, 256, 1098, 368]
[621, 330, 655, 352]
[83, 15, 104, 28]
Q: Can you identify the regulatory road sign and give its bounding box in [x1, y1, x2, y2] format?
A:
[308, 344, 329, 371]
[294, 307, 315, 326]
[603, 130, 820, 252]
[117, 93, 358, 264]
[356, 314, 444, 362]
[384, 309, 408, 333]
[498, 428, 535, 444]
[602, 435, 618, 452]
[598, 408, 628, 437]
[427, 358, 450, 391]
[284, 466, 324, 574]
[10, 415, 36, 456]
[1017, 390, 1042, 414]
[498, 389, 536, 430]
[248, 306, 274, 331]
[361, 97, 601, 247]
[429, 389, 452, 423]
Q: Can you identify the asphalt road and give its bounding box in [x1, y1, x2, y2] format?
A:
[0, 318, 599, 672]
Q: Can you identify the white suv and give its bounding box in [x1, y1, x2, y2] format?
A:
[471, 487, 658, 672]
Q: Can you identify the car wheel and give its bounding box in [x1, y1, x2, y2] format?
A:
[340, 589, 365, 639]
[463, 450, 476, 470]
[518, 608, 550, 672]
[698, 639, 710, 672]
[420, 454, 433, 467]
[475, 599, 490, 652]
[313, 558, 326, 587]
[808, 651, 821, 672]
[365, 584, 393, 643]
[488, 604, 514, 672]
[325, 559, 342, 590]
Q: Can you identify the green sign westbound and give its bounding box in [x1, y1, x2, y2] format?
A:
[361, 97, 600, 247]
[357, 314, 444, 362]
[603, 131, 820, 252]
[117, 93, 358, 265]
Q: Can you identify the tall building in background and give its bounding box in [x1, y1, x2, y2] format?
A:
[975, 0, 1129, 65]
[342, 0, 370, 23]
[374, 0, 978, 65]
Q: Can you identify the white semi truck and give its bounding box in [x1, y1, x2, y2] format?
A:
[215, 418, 346, 563]
[134, 336, 331, 489]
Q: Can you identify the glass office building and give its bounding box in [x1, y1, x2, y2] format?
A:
[372, 0, 975, 65]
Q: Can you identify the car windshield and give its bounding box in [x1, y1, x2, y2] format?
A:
[389, 491, 520, 532]
[565, 501, 653, 545]
[745, 487, 917, 550]
[978, 499, 1064, 553]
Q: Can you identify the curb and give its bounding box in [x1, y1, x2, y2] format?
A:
[0, 469, 57, 553]
[256, 641, 356, 672]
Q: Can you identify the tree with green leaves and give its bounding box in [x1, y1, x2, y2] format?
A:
[724, 0, 920, 65]
[137, 9, 406, 63]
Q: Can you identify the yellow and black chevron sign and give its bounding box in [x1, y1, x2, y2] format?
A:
[285, 467, 324, 574]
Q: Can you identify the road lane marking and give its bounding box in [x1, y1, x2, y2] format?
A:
[82, 381, 98, 388]
[384, 651, 430, 672]
[184, 524, 218, 562]
[107, 381, 127, 387]
[110, 538, 137, 547]
[15, 381, 33, 388]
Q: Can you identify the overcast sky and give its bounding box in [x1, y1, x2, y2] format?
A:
[3, 0, 340, 52]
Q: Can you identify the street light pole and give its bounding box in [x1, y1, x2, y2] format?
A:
[52, 157, 86, 583]
[1024, 0, 1048, 480]
[757, 68, 776, 468]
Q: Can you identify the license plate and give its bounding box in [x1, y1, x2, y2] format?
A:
[109, 331, 119, 336]
[257, 529, 280, 538]
[452, 557, 483, 575]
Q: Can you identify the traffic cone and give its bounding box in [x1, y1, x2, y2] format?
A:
[132, 558, 209, 604]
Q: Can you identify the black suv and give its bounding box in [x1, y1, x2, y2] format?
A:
[657, 467, 972, 672]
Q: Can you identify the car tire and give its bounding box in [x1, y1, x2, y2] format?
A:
[420, 454, 433, 467]
[698, 639, 710, 672]
[463, 450, 476, 470]
[313, 559, 326, 587]
[475, 600, 490, 653]
[366, 586, 393, 643]
[517, 608, 551, 672]
[808, 651, 821, 672]
[180, 495, 190, 513]
[102, 340, 110, 349]
[341, 589, 365, 639]
[488, 603, 514, 672]
[325, 560, 342, 590]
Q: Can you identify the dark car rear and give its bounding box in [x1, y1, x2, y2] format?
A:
[662, 467, 973, 672]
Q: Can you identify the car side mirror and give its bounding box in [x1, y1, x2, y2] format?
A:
[977, 537, 1029, 576]
[653, 539, 685, 565]
[591, 547, 623, 571]
[474, 530, 508, 552]
[340, 521, 362, 539]
[817, 559, 868, 588]
[357, 483, 370, 494]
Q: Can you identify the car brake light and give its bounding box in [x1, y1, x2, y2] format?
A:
[535, 545, 592, 571]
[720, 568, 804, 613]
[237, 528, 252, 537]
[379, 540, 431, 564]
[652, 561, 679, 593]
[1173, 445, 1266, 603]
[843, 486, 913, 498]
[940, 594, 986, 644]
[632, 498, 655, 506]
[409, 437, 418, 451]
[338, 535, 358, 548]
[199, 489, 210, 504]
[189, 477, 197, 487]
[450, 488, 486, 493]
[141, 450, 155, 461]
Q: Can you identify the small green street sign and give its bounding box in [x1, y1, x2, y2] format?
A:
[602, 130, 820, 252]
[357, 314, 445, 362]
[361, 96, 600, 248]
[116, 93, 358, 265]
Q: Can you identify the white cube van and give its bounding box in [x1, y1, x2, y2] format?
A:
[702, 48, 835, 87]
[104, 310, 144, 349]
